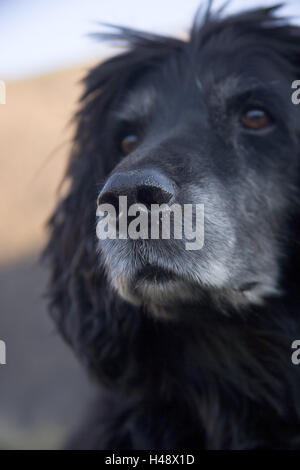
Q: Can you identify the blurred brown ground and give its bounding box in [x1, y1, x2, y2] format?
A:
[0, 64, 97, 449]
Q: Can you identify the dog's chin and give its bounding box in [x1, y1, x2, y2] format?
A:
[115, 271, 202, 318]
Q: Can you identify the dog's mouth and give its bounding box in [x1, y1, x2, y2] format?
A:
[132, 263, 261, 294]
[110, 255, 277, 313]
[99, 225, 279, 310]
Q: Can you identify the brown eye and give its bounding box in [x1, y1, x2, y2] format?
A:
[120, 135, 139, 155]
[242, 108, 271, 130]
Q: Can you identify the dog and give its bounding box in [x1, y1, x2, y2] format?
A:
[45, 3, 300, 449]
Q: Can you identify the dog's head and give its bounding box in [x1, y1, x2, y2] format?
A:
[46, 4, 300, 327]
[94, 4, 300, 313]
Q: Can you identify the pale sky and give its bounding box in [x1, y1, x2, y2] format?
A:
[0, 0, 299, 80]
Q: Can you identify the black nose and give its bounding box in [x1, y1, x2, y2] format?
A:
[97, 168, 176, 211]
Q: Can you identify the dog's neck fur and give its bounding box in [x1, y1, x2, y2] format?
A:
[96, 270, 300, 449]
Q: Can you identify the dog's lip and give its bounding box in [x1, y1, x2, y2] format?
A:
[133, 264, 177, 284]
[238, 282, 260, 292]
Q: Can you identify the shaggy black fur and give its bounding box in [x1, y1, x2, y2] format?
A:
[45, 3, 300, 449]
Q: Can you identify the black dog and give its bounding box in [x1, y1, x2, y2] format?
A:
[45, 4, 300, 449]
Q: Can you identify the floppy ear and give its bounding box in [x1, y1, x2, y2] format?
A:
[285, 24, 300, 141]
[44, 30, 183, 385]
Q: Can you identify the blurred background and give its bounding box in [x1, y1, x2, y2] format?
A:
[0, 0, 298, 450]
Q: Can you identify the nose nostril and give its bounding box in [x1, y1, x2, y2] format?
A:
[97, 191, 120, 212]
[137, 187, 155, 210]
[137, 185, 173, 209]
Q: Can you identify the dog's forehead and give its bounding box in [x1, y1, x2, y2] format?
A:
[116, 39, 290, 122]
[197, 42, 287, 82]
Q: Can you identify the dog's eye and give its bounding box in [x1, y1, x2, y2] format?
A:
[120, 135, 139, 155]
[242, 108, 272, 130]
